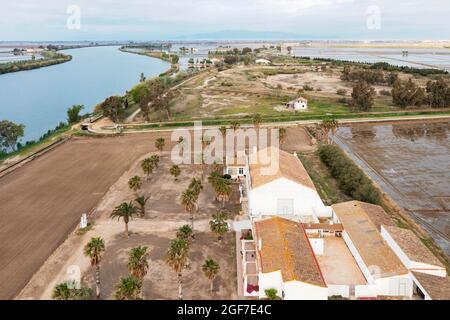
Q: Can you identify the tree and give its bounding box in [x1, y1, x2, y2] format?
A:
[155, 138, 166, 153]
[219, 126, 227, 140]
[172, 55, 180, 64]
[165, 238, 189, 300]
[84, 237, 105, 299]
[350, 81, 375, 112]
[278, 127, 287, 145]
[128, 176, 143, 194]
[97, 96, 124, 123]
[224, 55, 239, 65]
[140, 72, 146, 82]
[176, 225, 193, 241]
[150, 155, 160, 168]
[214, 178, 232, 208]
[392, 79, 426, 108]
[170, 165, 181, 181]
[111, 202, 138, 238]
[320, 118, 339, 145]
[202, 259, 220, 293]
[52, 281, 92, 300]
[181, 188, 198, 231]
[67, 104, 84, 124]
[141, 158, 155, 180]
[265, 288, 281, 300]
[189, 178, 203, 198]
[114, 276, 142, 300]
[231, 121, 240, 132]
[135, 195, 149, 218]
[252, 113, 263, 132]
[209, 212, 229, 242]
[127, 246, 149, 280]
[0, 120, 25, 151]
[242, 47, 252, 55]
[426, 78, 450, 108]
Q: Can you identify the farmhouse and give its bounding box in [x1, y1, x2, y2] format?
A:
[225, 154, 248, 180]
[247, 147, 330, 222]
[253, 217, 328, 300]
[286, 97, 308, 111]
[255, 58, 271, 65]
[332, 201, 412, 298]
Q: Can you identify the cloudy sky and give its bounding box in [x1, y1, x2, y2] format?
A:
[1, 0, 449, 41]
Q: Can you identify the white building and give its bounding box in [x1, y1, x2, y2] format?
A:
[253, 217, 328, 300]
[381, 225, 447, 278]
[286, 97, 308, 111]
[255, 59, 271, 65]
[225, 154, 248, 180]
[332, 201, 413, 298]
[248, 147, 330, 222]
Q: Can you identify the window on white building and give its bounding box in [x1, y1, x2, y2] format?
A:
[239, 168, 244, 175]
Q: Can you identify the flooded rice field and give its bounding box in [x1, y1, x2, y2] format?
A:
[334, 121, 450, 256]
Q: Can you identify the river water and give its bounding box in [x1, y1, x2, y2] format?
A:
[0, 46, 169, 142]
[334, 121, 450, 256]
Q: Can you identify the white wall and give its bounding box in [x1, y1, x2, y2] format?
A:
[381, 226, 446, 277]
[309, 238, 324, 256]
[258, 271, 284, 299]
[283, 281, 328, 300]
[249, 178, 326, 218]
[328, 285, 350, 298]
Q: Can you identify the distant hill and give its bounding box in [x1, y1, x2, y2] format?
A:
[173, 30, 305, 41]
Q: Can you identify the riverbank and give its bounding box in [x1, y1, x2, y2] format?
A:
[0, 51, 72, 75]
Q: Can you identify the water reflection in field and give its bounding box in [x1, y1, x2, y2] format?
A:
[335, 122, 450, 256]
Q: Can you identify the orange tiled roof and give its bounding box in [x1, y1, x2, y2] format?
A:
[254, 217, 326, 287]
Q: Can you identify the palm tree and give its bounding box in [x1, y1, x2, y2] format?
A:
[202, 259, 220, 293]
[155, 138, 166, 154]
[135, 195, 149, 218]
[141, 158, 154, 180]
[111, 202, 138, 238]
[165, 238, 189, 300]
[127, 246, 149, 280]
[52, 282, 92, 300]
[214, 178, 232, 208]
[219, 126, 227, 140]
[189, 178, 203, 198]
[320, 118, 339, 145]
[231, 120, 240, 132]
[114, 276, 142, 300]
[279, 127, 287, 146]
[170, 165, 181, 181]
[84, 237, 105, 299]
[209, 212, 229, 242]
[176, 225, 193, 241]
[252, 113, 263, 131]
[150, 155, 160, 168]
[181, 189, 198, 231]
[128, 176, 143, 194]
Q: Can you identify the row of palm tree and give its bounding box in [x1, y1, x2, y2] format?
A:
[166, 225, 221, 299]
[141, 155, 160, 180]
[181, 178, 203, 234]
[114, 245, 150, 300]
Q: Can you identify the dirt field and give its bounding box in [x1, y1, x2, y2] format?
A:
[0, 133, 173, 299]
[17, 153, 239, 300]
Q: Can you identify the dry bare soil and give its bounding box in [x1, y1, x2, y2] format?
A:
[0, 133, 172, 299]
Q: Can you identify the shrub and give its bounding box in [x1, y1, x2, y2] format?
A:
[318, 144, 381, 204]
[303, 84, 314, 91]
[336, 89, 347, 96]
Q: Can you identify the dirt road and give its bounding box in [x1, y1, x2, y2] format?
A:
[0, 133, 171, 299]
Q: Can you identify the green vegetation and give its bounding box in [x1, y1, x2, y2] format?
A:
[52, 281, 92, 300]
[0, 51, 72, 75]
[114, 276, 142, 300]
[265, 288, 282, 300]
[111, 202, 139, 238]
[350, 81, 376, 111]
[209, 212, 229, 242]
[202, 259, 220, 293]
[0, 120, 25, 151]
[67, 104, 85, 124]
[318, 144, 381, 204]
[84, 237, 105, 299]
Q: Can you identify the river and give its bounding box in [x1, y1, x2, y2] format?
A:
[334, 121, 450, 256]
[0, 46, 170, 142]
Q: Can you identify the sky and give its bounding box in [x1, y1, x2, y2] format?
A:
[0, 0, 449, 41]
